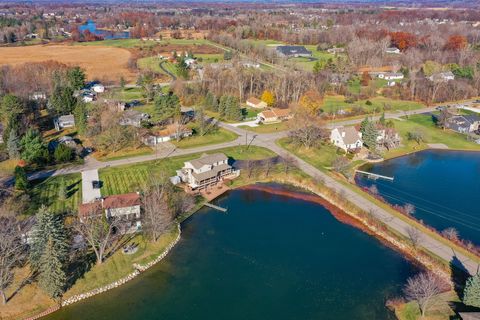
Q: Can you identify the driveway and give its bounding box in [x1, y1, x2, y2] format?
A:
[81, 169, 101, 204]
[230, 120, 259, 128]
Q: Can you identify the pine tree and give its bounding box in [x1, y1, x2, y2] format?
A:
[359, 117, 378, 150]
[29, 206, 69, 271]
[464, 273, 480, 308]
[14, 166, 29, 191]
[38, 236, 67, 300]
[20, 129, 47, 164]
[218, 95, 228, 119]
[204, 92, 218, 111]
[225, 96, 242, 121]
[66, 67, 86, 91]
[379, 112, 386, 126]
[74, 102, 88, 135]
[7, 129, 20, 159]
[313, 61, 322, 74]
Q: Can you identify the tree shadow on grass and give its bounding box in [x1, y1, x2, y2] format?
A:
[65, 251, 97, 292]
[448, 255, 479, 319]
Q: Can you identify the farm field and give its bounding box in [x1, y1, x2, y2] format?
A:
[0, 45, 136, 83]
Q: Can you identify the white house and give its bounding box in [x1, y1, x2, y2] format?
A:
[78, 193, 142, 234]
[382, 72, 404, 80]
[82, 93, 95, 103]
[428, 71, 455, 82]
[141, 124, 193, 146]
[330, 127, 363, 152]
[386, 47, 401, 54]
[92, 84, 105, 93]
[54, 114, 75, 131]
[176, 153, 239, 190]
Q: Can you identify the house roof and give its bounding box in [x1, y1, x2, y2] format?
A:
[385, 72, 403, 77]
[189, 153, 228, 170]
[447, 115, 480, 131]
[78, 201, 103, 219]
[192, 163, 231, 182]
[57, 114, 75, 123]
[335, 127, 362, 145]
[276, 45, 312, 56]
[103, 193, 141, 210]
[259, 108, 291, 119]
[247, 97, 262, 105]
[152, 124, 193, 137]
[357, 66, 397, 73]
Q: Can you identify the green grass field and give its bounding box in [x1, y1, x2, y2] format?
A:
[172, 127, 238, 149]
[290, 45, 336, 71]
[195, 53, 224, 63]
[29, 173, 82, 214]
[277, 139, 339, 171]
[323, 95, 425, 115]
[239, 121, 290, 133]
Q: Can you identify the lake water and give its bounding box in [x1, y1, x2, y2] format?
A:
[79, 20, 130, 40]
[356, 150, 480, 245]
[46, 186, 417, 320]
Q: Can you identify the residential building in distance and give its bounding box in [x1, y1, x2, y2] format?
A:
[176, 153, 239, 191]
[256, 108, 292, 124]
[78, 192, 142, 234]
[330, 127, 363, 152]
[141, 124, 193, 146]
[275, 45, 312, 58]
[444, 114, 480, 133]
[385, 47, 401, 54]
[327, 47, 345, 55]
[379, 72, 404, 80]
[428, 71, 455, 82]
[119, 110, 150, 127]
[246, 97, 268, 109]
[54, 114, 75, 131]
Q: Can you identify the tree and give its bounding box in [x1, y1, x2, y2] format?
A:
[298, 90, 323, 116]
[74, 213, 123, 265]
[407, 128, 426, 145]
[313, 60, 322, 74]
[223, 50, 233, 60]
[332, 156, 350, 177]
[120, 77, 126, 90]
[204, 92, 218, 112]
[141, 175, 175, 242]
[406, 226, 421, 249]
[379, 112, 386, 126]
[261, 90, 275, 107]
[463, 273, 480, 308]
[0, 217, 27, 305]
[29, 206, 69, 271]
[441, 227, 459, 241]
[74, 102, 88, 135]
[224, 96, 242, 121]
[445, 35, 468, 51]
[54, 144, 73, 163]
[66, 67, 86, 90]
[49, 86, 77, 115]
[58, 178, 67, 201]
[404, 272, 444, 318]
[14, 166, 29, 191]
[175, 56, 189, 80]
[38, 236, 67, 300]
[436, 108, 451, 130]
[7, 129, 20, 159]
[20, 129, 47, 164]
[361, 71, 371, 86]
[359, 117, 378, 150]
[154, 92, 181, 120]
[137, 73, 155, 103]
[389, 31, 417, 51]
[288, 105, 328, 148]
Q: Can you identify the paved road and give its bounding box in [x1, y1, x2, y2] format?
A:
[159, 60, 177, 81]
[12, 101, 479, 275]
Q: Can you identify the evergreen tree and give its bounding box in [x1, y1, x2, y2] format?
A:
[73, 102, 88, 135]
[66, 67, 86, 90]
[38, 236, 67, 300]
[218, 95, 228, 118]
[175, 56, 189, 80]
[313, 61, 322, 74]
[54, 144, 73, 163]
[7, 129, 20, 159]
[204, 92, 218, 111]
[14, 166, 29, 191]
[225, 96, 242, 121]
[20, 129, 47, 164]
[49, 86, 77, 115]
[196, 105, 206, 136]
[464, 273, 480, 308]
[29, 206, 69, 271]
[379, 112, 386, 126]
[154, 92, 180, 120]
[359, 117, 378, 150]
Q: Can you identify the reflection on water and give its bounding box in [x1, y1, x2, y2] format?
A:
[79, 20, 129, 40]
[45, 187, 417, 320]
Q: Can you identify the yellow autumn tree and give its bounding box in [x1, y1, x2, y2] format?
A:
[261, 90, 275, 107]
[298, 90, 323, 116]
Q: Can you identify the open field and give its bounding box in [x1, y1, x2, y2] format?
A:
[171, 127, 238, 149]
[322, 95, 425, 115]
[239, 121, 290, 133]
[290, 45, 336, 71]
[0, 45, 136, 83]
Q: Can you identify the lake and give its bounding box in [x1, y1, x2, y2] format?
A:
[356, 150, 480, 245]
[46, 186, 417, 320]
[79, 20, 130, 40]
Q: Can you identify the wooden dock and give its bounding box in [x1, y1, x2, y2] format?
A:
[204, 202, 227, 212]
[355, 170, 394, 181]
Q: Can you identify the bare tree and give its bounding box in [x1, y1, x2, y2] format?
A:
[406, 226, 422, 249]
[403, 203, 416, 215]
[281, 154, 297, 174]
[441, 227, 459, 241]
[0, 217, 27, 305]
[74, 212, 123, 265]
[404, 272, 445, 318]
[262, 158, 275, 178]
[141, 176, 174, 242]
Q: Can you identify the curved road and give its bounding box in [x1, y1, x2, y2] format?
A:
[13, 104, 479, 276]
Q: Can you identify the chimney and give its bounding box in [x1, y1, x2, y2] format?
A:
[341, 131, 346, 137]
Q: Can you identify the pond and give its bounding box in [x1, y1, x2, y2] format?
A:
[46, 185, 417, 320]
[79, 20, 130, 40]
[356, 150, 480, 245]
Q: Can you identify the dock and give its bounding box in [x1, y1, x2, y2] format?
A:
[355, 170, 394, 181]
[204, 202, 227, 212]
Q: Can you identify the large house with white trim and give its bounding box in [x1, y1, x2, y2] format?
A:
[176, 153, 239, 190]
[330, 127, 363, 152]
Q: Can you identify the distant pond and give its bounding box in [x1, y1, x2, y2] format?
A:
[79, 20, 130, 40]
[45, 186, 417, 320]
[356, 150, 480, 245]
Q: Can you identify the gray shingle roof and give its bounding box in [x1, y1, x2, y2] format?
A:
[276, 45, 312, 56]
[189, 153, 228, 170]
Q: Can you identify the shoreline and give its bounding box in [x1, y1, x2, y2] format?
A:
[25, 178, 455, 319]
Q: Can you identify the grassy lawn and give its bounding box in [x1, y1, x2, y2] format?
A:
[0, 158, 19, 178]
[111, 87, 144, 101]
[383, 114, 480, 159]
[239, 121, 290, 133]
[93, 146, 154, 162]
[171, 127, 238, 149]
[196, 53, 224, 63]
[322, 95, 425, 115]
[277, 139, 339, 170]
[29, 173, 82, 214]
[74, 39, 147, 48]
[395, 292, 457, 320]
[137, 57, 178, 78]
[290, 45, 336, 72]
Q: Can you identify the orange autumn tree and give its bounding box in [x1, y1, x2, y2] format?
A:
[389, 31, 417, 51]
[361, 71, 371, 86]
[261, 90, 275, 107]
[298, 90, 323, 116]
[445, 35, 468, 51]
